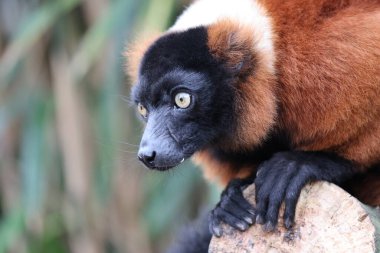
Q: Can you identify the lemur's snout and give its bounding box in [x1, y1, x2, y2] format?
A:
[137, 151, 156, 168]
[137, 136, 186, 171]
[137, 147, 156, 168]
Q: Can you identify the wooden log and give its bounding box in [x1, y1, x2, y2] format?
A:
[209, 182, 380, 253]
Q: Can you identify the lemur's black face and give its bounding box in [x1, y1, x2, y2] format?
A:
[131, 27, 235, 170]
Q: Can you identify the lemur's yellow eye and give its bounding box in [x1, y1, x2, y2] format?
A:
[175, 92, 191, 109]
[137, 103, 148, 118]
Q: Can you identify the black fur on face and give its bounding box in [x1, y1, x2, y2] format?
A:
[131, 27, 236, 170]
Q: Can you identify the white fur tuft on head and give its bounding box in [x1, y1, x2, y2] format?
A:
[169, 0, 276, 74]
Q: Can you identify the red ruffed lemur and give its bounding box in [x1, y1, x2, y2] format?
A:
[126, 0, 380, 252]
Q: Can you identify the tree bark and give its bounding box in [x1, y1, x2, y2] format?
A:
[209, 182, 380, 253]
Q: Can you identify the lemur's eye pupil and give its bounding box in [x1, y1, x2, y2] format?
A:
[175, 92, 191, 109]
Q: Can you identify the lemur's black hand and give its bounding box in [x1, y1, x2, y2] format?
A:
[254, 151, 354, 231]
[209, 177, 255, 237]
[209, 151, 354, 236]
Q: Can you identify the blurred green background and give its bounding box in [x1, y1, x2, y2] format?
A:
[0, 0, 219, 252]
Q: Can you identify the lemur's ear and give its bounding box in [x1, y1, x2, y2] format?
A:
[124, 32, 160, 83]
[207, 20, 256, 77]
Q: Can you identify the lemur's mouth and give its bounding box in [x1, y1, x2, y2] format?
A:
[150, 165, 176, 171]
[138, 157, 185, 171]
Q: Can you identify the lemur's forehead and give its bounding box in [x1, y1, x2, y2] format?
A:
[139, 26, 216, 84]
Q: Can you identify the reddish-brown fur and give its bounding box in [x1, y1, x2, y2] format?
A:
[195, 0, 380, 205]
[265, 0, 380, 166]
[207, 20, 278, 151]
[193, 150, 255, 186]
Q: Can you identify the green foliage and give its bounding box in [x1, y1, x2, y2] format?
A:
[0, 0, 81, 87]
[0, 208, 25, 253]
[0, 0, 219, 252]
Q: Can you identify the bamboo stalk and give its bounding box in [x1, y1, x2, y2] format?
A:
[50, 51, 99, 253]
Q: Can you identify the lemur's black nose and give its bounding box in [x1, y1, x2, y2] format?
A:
[138, 150, 156, 168]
